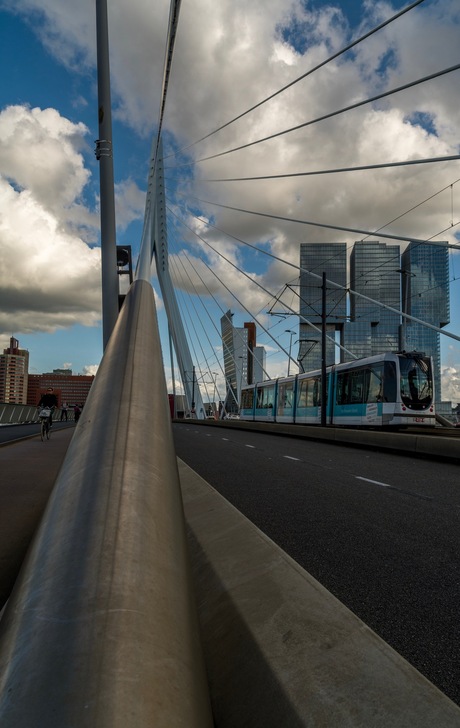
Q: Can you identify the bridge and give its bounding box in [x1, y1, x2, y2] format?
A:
[1, 0, 460, 725]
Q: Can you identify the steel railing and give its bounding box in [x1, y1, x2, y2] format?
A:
[0, 279, 213, 726]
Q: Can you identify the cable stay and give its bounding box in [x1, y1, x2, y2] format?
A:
[164, 0, 425, 162]
[175, 154, 460, 183]
[167, 201, 460, 346]
[170, 189, 460, 250]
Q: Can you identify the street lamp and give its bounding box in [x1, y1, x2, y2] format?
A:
[285, 329, 295, 376]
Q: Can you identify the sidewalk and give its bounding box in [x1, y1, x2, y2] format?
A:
[0, 427, 74, 609]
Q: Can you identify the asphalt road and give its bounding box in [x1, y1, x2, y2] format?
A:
[173, 422, 460, 707]
[0, 421, 74, 445]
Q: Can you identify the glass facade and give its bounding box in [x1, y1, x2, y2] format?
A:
[344, 241, 401, 359]
[297, 240, 450, 404]
[401, 242, 449, 402]
[299, 243, 347, 370]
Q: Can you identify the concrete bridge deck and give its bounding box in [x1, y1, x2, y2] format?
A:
[1, 427, 459, 726]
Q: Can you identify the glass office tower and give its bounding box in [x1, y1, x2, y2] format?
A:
[299, 243, 347, 371]
[343, 241, 401, 360]
[401, 241, 449, 403]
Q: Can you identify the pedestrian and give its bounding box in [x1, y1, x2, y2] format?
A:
[60, 401, 68, 421]
[74, 404, 81, 423]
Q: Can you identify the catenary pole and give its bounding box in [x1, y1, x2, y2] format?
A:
[96, 0, 119, 350]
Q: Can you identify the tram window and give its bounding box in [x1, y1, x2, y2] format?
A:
[383, 362, 397, 402]
[337, 369, 364, 404]
[257, 384, 275, 409]
[307, 378, 320, 407]
[365, 365, 383, 403]
[297, 379, 308, 408]
[256, 387, 264, 408]
[241, 389, 254, 409]
[281, 382, 294, 408]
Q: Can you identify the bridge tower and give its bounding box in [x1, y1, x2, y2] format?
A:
[150, 140, 206, 419]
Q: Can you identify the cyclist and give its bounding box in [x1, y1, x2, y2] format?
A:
[38, 387, 58, 428]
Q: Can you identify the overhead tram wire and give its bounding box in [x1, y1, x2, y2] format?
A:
[167, 195, 460, 346]
[163, 0, 425, 163]
[167, 63, 460, 168]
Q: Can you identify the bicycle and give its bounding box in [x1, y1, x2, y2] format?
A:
[38, 407, 53, 441]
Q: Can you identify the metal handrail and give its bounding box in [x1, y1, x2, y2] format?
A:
[0, 279, 213, 726]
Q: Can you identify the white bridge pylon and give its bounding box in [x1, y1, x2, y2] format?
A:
[150, 140, 205, 419]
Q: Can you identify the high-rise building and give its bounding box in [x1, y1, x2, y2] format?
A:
[343, 240, 401, 359]
[253, 346, 266, 384]
[299, 243, 347, 371]
[297, 240, 450, 405]
[0, 337, 29, 404]
[401, 241, 449, 403]
[220, 310, 266, 412]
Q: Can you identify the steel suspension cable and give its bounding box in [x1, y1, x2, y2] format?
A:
[164, 0, 425, 162]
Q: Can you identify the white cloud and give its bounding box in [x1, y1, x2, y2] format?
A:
[0, 104, 101, 335]
[2, 0, 459, 373]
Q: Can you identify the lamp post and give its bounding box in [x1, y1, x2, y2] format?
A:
[285, 329, 295, 376]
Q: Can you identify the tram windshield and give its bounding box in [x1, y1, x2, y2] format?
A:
[399, 355, 433, 409]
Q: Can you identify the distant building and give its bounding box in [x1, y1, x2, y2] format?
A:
[298, 240, 450, 404]
[27, 373, 94, 407]
[220, 310, 266, 412]
[401, 241, 449, 403]
[299, 243, 347, 371]
[253, 346, 266, 384]
[343, 240, 401, 359]
[0, 337, 29, 404]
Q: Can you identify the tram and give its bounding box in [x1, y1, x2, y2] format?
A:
[239, 351, 435, 427]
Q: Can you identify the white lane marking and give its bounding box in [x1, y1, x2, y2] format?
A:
[245, 444, 255, 448]
[284, 456, 301, 461]
[222, 438, 229, 441]
[356, 476, 391, 487]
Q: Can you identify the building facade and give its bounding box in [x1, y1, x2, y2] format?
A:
[299, 243, 347, 371]
[298, 240, 450, 403]
[220, 310, 266, 412]
[401, 241, 449, 403]
[27, 372, 94, 407]
[343, 240, 401, 359]
[0, 337, 29, 404]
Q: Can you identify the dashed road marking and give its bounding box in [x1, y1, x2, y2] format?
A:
[356, 476, 391, 487]
[284, 455, 301, 461]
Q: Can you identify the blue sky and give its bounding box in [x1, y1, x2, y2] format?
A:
[0, 0, 459, 399]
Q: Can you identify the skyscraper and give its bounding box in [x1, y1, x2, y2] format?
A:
[344, 241, 401, 359]
[220, 310, 266, 412]
[0, 337, 29, 404]
[401, 241, 449, 403]
[299, 243, 347, 371]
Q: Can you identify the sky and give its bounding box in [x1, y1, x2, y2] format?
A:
[0, 0, 459, 400]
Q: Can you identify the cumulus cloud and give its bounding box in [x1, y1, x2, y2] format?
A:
[1, 0, 459, 379]
[0, 104, 102, 335]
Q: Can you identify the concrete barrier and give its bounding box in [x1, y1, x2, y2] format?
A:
[179, 459, 460, 726]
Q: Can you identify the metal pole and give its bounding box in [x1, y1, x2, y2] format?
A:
[285, 330, 295, 377]
[191, 365, 196, 416]
[96, 0, 119, 350]
[169, 327, 177, 418]
[321, 272, 327, 427]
